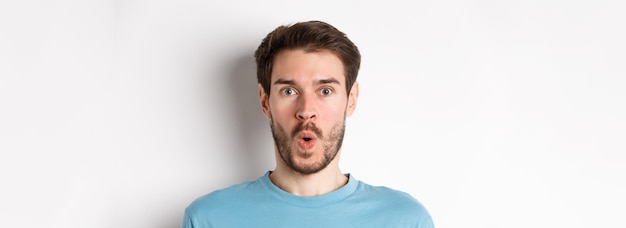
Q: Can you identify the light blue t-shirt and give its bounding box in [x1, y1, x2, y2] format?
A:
[182, 171, 434, 228]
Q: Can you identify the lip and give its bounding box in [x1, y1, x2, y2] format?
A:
[297, 131, 317, 139]
[297, 131, 317, 150]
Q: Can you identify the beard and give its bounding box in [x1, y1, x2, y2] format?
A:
[270, 118, 346, 175]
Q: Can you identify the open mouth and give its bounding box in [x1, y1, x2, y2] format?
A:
[297, 132, 317, 150]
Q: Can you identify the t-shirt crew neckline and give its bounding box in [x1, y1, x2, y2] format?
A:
[260, 171, 359, 208]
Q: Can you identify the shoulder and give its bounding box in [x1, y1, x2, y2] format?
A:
[351, 180, 434, 227]
[358, 182, 429, 212]
[184, 179, 260, 216]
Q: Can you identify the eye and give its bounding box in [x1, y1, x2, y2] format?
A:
[319, 87, 333, 96]
[281, 87, 298, 96]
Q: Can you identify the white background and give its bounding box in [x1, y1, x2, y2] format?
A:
[1, 0, 625, 227]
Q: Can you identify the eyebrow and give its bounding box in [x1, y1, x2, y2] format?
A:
[272, 78, 341, 86]
[273, 79, 296, 86]
[316, 78, 340, 85]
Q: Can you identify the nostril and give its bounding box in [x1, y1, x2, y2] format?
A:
[297, 113, 315, 120]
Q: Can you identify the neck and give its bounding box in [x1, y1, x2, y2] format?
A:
[269, 153, 348, 197]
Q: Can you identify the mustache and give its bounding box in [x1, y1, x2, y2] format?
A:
[291, 122, 323, 139]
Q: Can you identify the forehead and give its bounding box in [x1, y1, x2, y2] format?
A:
[271, 49, 345, 85]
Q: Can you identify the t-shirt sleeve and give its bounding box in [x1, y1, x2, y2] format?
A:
[181, 210, 194, 228]
[417, 213, 435, 228]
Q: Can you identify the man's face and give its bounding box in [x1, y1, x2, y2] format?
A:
[259, 49, 358, 175]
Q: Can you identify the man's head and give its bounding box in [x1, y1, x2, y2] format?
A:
[254, 21, 361, 175]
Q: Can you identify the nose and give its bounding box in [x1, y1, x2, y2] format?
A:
[296, 92, 317, 121]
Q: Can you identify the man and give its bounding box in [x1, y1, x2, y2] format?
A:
[182, 20, 434, 227]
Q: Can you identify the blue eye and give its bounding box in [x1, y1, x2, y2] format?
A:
[281, 88, 297, 96]
[320, 88, 333, 96]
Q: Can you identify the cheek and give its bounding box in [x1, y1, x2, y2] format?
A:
[321, 100, 348, 121]
[326, 97, 348, 112]
[268, 99, 295, 120]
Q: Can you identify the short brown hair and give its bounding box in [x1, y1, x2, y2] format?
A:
[254, 21, 361, 96]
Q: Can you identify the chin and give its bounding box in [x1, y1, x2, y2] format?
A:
[289, 155, 328, 175]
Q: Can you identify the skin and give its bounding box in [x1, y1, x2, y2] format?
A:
[259, 49, 359, 197]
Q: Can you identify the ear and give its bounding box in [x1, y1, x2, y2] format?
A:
[346, 81, 359, 117]
[259, 84, 272, 119]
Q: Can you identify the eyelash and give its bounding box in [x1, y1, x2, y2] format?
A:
[319, 87, 333, 95]
[281, 88, 298, 96]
